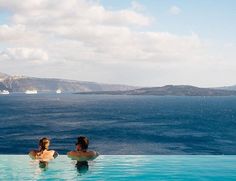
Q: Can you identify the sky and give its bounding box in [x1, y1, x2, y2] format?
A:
[0, 0, 236, 87]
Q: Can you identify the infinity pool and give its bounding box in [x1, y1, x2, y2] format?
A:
[0, 155, 236, 180]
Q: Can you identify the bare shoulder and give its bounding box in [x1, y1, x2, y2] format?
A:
[67, 150, 80, 157]
[67, 150, 98, 161]
[88, 150, 99, 157]
[67, 150, 81, 160]
[85, 150, 99, 161]
[67, 150, 76, 155]
[28, 150, 38, 159]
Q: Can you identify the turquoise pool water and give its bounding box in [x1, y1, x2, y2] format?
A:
[0, 155, 236, 180]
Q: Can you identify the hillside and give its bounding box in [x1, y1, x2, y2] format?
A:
[0, 72, 137, 93]
[77, 85, 236, 96]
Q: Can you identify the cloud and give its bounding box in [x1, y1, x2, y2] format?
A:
[0, 48, 49, 63]
[169, 6, 181, 15]
[0, 0, 234, 87]
[0, 24, 44, 45]
[0, 0, 199, 65]
[131, 1, 145, 12]
[0, 0, 151, 27]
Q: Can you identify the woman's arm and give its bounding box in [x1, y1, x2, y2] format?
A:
[29, 150, 37, 159]
[88, 151, 99, 160]
[53, 151, 59, 159]
[67, 151, 99, 161]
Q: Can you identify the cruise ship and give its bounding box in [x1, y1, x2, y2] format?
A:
[25, 90, 38, 94]
[0, 90, 10, 95]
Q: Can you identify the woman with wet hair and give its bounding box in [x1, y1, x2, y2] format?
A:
[29, 137, 58, 161]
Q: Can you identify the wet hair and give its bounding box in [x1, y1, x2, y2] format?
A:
[39, 137, 50, 152]
[76, 136, 89, 150]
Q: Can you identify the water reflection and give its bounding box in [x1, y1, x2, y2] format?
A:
[76, 161, 89, 175]
[39, 161, 49, 171]
[30, 160, 49, 179]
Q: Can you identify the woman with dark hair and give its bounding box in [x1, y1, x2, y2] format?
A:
[29, 137, 58, 161]
[67, 136, 99, 161]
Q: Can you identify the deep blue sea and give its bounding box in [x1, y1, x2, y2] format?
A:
[0, 94, 236, 154]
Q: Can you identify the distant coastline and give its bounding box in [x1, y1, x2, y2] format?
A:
[0, 72, 137, 93]
[1, 72, 236, 96]
[76, 85, 236, 96]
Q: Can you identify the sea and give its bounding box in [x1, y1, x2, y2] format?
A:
[0, 94, 236, 155]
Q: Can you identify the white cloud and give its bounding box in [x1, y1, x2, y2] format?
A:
[0, 0, 196, 65]
[169, 6, 181, 15]
[131, 1, 145, 12]
[0, 48, 49, 63]
[0, 24, 44, 46]
[1, 0, 151, 27]
[0, 0, 235, 87]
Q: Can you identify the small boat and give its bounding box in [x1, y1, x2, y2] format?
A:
[0, 90, 10, 95]
[25, 90, 38, 94]
[56, 89, 62, 94]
